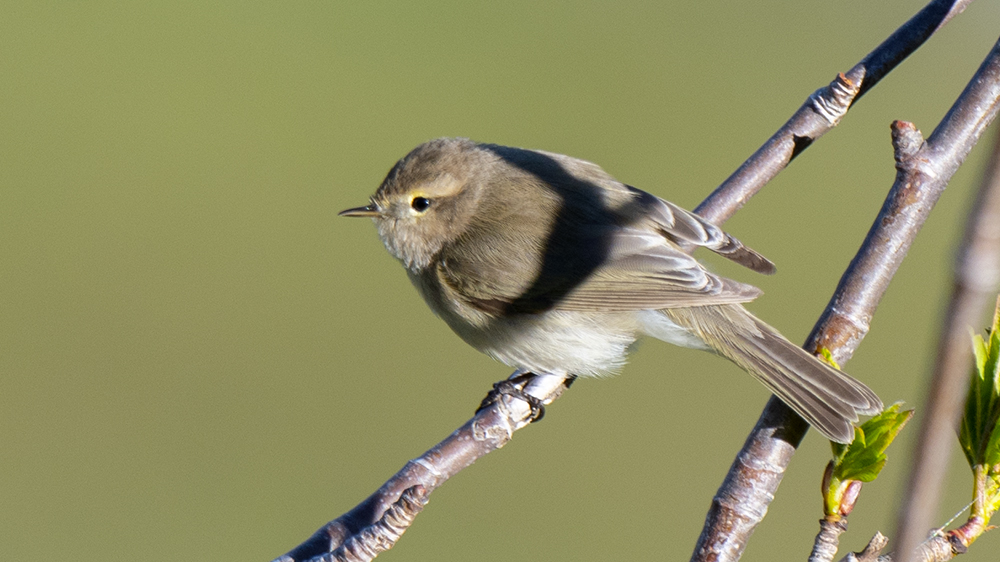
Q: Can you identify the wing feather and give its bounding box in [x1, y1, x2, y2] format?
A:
[434, 145, 773, 315]
[437, 228, 762, 314]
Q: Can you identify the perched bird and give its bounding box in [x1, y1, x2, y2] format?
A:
[340, 138, 881, 443]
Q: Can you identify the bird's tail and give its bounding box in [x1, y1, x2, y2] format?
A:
[661, 304, 883, 444]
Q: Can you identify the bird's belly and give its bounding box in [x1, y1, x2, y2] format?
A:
[445, 310, 640, 378]
[409, 268, 669, 377]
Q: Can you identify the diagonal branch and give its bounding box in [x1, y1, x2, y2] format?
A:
[692, 119, 929, 562]
[693, 7, 1000, 562]
[271, 374, 570, 562]
[893, 43, 1000, 562]
[813, 120, 1000, 562]
[695, 0, 974, 226]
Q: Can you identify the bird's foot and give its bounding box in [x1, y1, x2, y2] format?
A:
[477, 372, 546, 422]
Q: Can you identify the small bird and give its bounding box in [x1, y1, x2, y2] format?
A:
[340, 138, 881, 443]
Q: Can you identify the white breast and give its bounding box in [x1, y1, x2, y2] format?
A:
[410, 267, 708, 378]
[466, 310, 641, 377]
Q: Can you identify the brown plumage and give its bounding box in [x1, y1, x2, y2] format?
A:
[341, 138, 882, 443]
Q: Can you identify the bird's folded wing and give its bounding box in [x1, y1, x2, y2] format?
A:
[437, 228, 763, 315]
[635, 189, 776, 275]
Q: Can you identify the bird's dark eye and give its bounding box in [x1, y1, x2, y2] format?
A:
[411, 197, 431, 212]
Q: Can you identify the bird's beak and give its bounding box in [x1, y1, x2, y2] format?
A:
[338, 204, 380, 218]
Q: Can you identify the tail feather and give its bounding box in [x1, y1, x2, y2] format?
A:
[662, 305, 883, 444]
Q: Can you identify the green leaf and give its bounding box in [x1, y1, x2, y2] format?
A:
[986, 419, 1000, 468]
[830, 403, 913, 484]
[961, 333, 988, 467]
[844, 458, 886, 483]
[830, 428, 857, 465]
[961, 299, 1000, 468]
[818, 347, 841, 370]
[823, 404, 912, 516]
[985, 326, 1000, 465]
[986, 476, 1000, 517]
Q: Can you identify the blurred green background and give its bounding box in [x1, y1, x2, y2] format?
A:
[3, 1, 1000, 560]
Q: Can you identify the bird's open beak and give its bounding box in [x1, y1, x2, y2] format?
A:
[338, 204, 380, 217]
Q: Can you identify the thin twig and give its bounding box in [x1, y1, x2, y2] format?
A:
[271, 374, 569, 562]
[695, 0, 973, 226]
[810, 517, 850, 562]
[894, 43, 1000, 562]
[839, 532, 889, 562]
[840, 531, 963, 562]
[316, 486, 429, 562]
